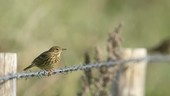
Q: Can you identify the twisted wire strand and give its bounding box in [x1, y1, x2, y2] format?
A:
[0, 55, 170, 85]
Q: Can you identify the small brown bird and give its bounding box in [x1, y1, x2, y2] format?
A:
[24, 46, 66, 75]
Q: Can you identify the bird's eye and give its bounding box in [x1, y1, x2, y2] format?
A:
[56, 48, 59, 50]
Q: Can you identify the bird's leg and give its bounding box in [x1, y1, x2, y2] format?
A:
[47, 69, 54, 76]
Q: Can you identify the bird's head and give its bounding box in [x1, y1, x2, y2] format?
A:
[49, 46, 66, 56]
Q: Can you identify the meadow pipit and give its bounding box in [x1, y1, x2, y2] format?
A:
[24, 46, 66, 75]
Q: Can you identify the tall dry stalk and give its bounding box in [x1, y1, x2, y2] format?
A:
[78, 23, 124, 96]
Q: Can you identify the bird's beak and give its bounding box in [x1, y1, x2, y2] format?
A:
[62, 48, 67, 51]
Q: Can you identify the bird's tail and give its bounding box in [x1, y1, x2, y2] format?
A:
[24, 64, 34, 71]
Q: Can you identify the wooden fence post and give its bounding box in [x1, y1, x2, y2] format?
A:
[113, 48, 147, 96]
[0, 53, 17, 96]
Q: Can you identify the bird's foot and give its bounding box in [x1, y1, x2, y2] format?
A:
[47, 69, 54, 76]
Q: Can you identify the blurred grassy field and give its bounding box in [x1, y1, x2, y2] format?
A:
[0, 0, 170, 96]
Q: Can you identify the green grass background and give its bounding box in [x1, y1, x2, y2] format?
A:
[0, 0, 170, 96]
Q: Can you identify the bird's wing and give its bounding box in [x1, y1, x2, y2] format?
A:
[32, 51, 51, 65]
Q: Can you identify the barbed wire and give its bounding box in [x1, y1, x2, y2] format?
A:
[0, 55, 170, 85]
